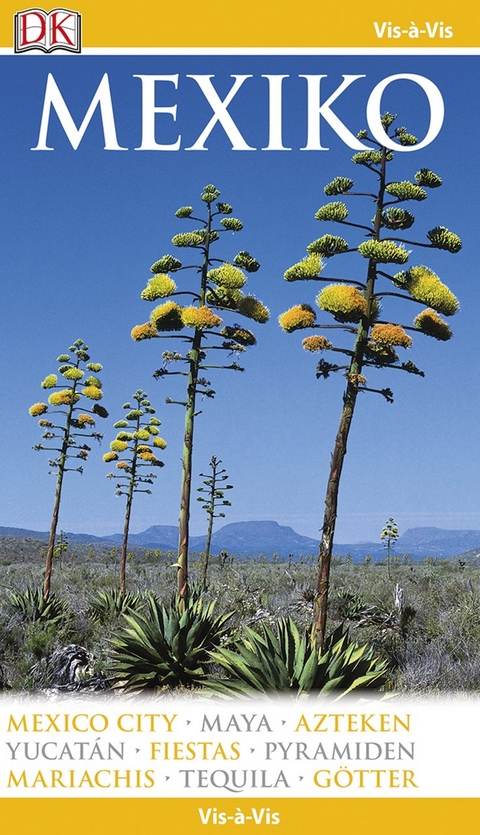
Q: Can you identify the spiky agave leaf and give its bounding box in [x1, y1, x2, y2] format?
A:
[109, 592, 233, 692]
[87, 588, 144, 624]
[314, 625, 388, 696]
[208, 618, 389, 699]
[7, 587, 68, 625]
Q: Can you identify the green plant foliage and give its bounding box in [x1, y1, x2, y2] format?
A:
[207, 264, 247, 289]
[134, 187, 268, 603]
[87, 588, 144, 623]
[357, 240, 410, 264]
[171, 231, 204, 248]
[385, 181, 427, 201]
[237, 295, 270, 323]
[315, 202, 349, 222]
[7, 587, 68, 625]
[381, 207, 415, 230]
[395, 265, 459, 316]
[426, 226, 462, 253]
[233, 251, 260, 272]
[394, 128, 417, 146]
[175, 206, 194, 218]
[317, 284, 368, 323]
[151, 255, 182, 273]
[307, 234, 349, 257]
[414, 309, 452, 341]
[221, 217, 243, 232]
[29, 340, 107, 600]
[415, 169, 442, 188]
[324, 176, 354, 195]
[352, 150, 384, 166]
[209, 618, 389, 698]
[284, 253, 322, 282]
[141, 275, 177, 300]
[109, 591, 233, 691]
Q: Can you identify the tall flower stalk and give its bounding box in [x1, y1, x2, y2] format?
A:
[381, 517, 400, 560]
[197, 455, 233, 589]
[280, 115, 461, 649]
[103, 389, 166, 595]
[29, 340, 107, 599]
[132, 184, 268, 602]
[381, 517, 400, 578]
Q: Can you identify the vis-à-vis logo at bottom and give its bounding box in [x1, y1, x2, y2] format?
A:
[14, 7, 82, 53]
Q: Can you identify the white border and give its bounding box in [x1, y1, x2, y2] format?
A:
[1, 46, 480, 56]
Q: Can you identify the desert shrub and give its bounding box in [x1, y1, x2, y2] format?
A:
[22, 621, 60, 661]
[2, 551, 480, 694]
[448, 591, 480, 644]
[395, 642, 480, 693]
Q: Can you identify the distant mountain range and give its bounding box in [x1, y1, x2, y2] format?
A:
[1, 521, 480, 561]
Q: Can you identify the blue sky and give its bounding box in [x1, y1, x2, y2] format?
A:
[1, 53, 479, 545]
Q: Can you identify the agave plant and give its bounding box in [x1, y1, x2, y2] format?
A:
[208, 617, 389, 698]
[7, 587, 68, 626]
[88, 588, 144, 623]
[109, 590, 232, 692]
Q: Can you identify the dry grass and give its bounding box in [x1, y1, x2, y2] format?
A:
[1, 540, 480, 693]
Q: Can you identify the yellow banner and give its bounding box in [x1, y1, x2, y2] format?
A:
[0, 0, 479, 47]
[2, 798, 480, 833]
[1, 2, 479, 834]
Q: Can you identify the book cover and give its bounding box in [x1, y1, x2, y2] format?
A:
[0, 1, 479, 832]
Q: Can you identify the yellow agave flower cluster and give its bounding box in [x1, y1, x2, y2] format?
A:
[363, 324, 412, 369]
[29, 402, 49, 417]
[131, 323, 157, 341]
[395, 266, 459, 317]
[29, 346, 104, 420]
[132, 209, 269, 342]
[284, 253, 322, 283]
[317, 285, 368, 323]
[279, 283, 372, 334]
[280, 250, 456, 364]
[82, 384, 103, 401]
[141, 274, 177, 301]
[181, 306, 223, 330]
[77, 414, 95, 426]
[133, 288, 270, 337]
[48, 390, 81, 406]
[277, 153, 460, 386]
[413, 308, 452, 341]
[237, 296, 269, 324]
[302, 335, 333, 353]
[369, 324, 412, 349]
[278, 304, 316, 333]
[103, 400, 166, 471]
[208, 264, 246, 290]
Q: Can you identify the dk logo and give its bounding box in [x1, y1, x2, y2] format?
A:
[14, 7, 82, 53]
